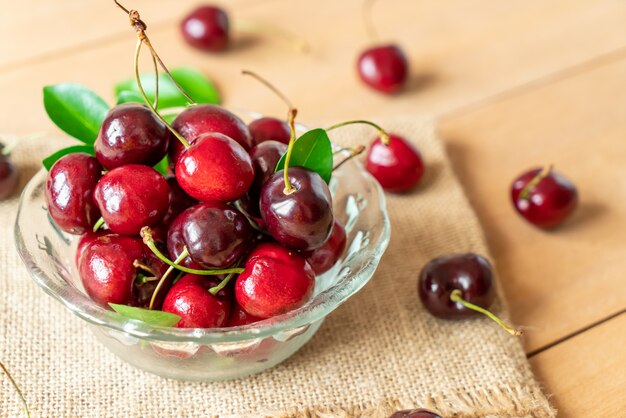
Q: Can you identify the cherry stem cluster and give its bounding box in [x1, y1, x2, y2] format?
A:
[450, 290, 522, 336]
[0, 359, 30, 418]
[326, 120, 390, 145]
[148, 250, 188, 310]
[209, 272, 236, 296]
[519, 165, 553, 201]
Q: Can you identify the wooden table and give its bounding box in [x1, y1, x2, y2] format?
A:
[1, 1, 624, 416]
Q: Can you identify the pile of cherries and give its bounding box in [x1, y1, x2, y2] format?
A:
[46, 103, 351, 328]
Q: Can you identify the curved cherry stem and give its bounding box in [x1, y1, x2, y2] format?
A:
[148, 250, 188, 310]
[333, 145, 366, 171]
[209, 272, 236, 296]
[140, 227, 245, 276]
[450, 290, 522, 336]
[236, 20, 310, 53]
[0, 359, 30, 418]
[326, 120, 390, 145]
[362, 0, 379, 42]
[519, 165, 553, 200]
[92, 217, 105, 233]
[151, 53, 159, 110]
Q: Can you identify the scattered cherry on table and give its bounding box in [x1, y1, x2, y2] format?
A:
[180, 5, 230, 52]
[366, 134, 424, 192]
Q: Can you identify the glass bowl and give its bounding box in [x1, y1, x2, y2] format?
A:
[14, 129, 390, 381]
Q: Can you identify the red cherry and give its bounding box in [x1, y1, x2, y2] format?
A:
[93, 165, 170, 236]
[303, 220, 347, 275]
[511, 167, 578, 228]
[357, 44, 409, 94]
[180, 5, 229, 52]
[366, 134, 424, 192]
[175, 133, 254, 202]
[248, 117, 291, 146]
[162, 274, 231, 328]
[235, 242, 315, 318]
[226, 302, 262, 327]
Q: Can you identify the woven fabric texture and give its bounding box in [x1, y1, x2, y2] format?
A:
[0, 118, 555, 418]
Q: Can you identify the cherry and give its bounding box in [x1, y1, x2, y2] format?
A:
[388, 409, 442, 418]
[248, 117, 291, 146]
[511, 166, 578, 228]
[166, 201, 253, 269]
[162, 274, 231, 328]
[357, 44, 409, 94]
[303, 220, 347, 275]
[94, 103, 168, 170]
[162, 176, 198, 226]
[226, 302, 262, 327]
[45, 153, 102, 234]
[0, 142, 18, 200]
[168, 104, 253, 169]
[175, 132, 254, 202]
[75, 230, 111, 267]
[235, 242, 315, 318]
[166, 213, 206, 270]
[180, 5, 229, 53]
[93, 165, 170, 236]
[418, 253, 520, 335]
[366, 134, 424, 192]
[260, 167, 334, 251]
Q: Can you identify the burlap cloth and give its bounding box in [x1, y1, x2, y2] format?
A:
[0, 118, 555, 418]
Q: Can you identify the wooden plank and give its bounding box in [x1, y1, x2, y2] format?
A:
[529, 314, 626, 417]
[0, 0, 625, 135]
[439, 58, 626, 353]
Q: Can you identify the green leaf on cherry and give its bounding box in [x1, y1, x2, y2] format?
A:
[43, 83, 110, 144]
[114, 66, 221, 109]
[42, 145, 95, 171]
[275, 128, 333, 183]
[153, 154, 170, 176]
[109, 303, 181, 327]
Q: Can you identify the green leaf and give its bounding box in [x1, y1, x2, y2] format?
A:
[275, 128, 333, 183]
[116, 90, 145, 105]
[42, 145, 95, 171]
[114, 67, 220, 109]
[153, 155, 170, 176]
[43, 83, 110, 144]
[109, 303, 181, 327]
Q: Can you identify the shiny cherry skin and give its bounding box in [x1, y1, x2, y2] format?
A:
[45, 153, 102, 234]
[235, 242, 315, 318]
[162, 274, 231, 328]
[260, 167, 334, 251]
[511, 167, 578, 228]
[303, 220, 347, 275]
[357, 44, 409, 94]
[167, 201, 253, 269]
[366, 134, 424, 192]
[168, 104, 253, 168]
[0, 143, 18, 200]
[95, 103, 168, 170]
[180, 5, 229, 52]
[388, 409, 442, 418]
[175, 133, 254, 202]
[93, 165, 170, 236]
[418, 253, 495, 320]
[166, 213, 205, 270]
[162, 176, 197, 225]
[226, 302, 262, 327]
[248, 117, 291, 146]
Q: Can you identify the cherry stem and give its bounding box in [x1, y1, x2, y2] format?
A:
[148, 250, 187, 310]
[326, 120, 390, 145]
[236, 20, 310, 53]
[92, 217, 105, 233]
[151, 53, 159, 110]
[362, 0, 379, 42]
[140, 227, 245, 276]
[0, 359, 30, 418]
[450, 290, 522, 336]
[519, 165, 553, 201]
[333, 145, 366, 171]
[132, 260, 159, 277]
[209, 272, 236, 296]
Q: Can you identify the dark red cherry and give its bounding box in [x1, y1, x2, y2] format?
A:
[162, 274, 231, 328]
[248, 117, 291, 146]
[226, 302, 262, 327]
[303, 220, 347, 275]
[418, 253, 495, 319]
[168, 104, 253, 168]
[388, 409, 442, 418]
[180, 5, 229, 52]
[94, 104, 168, 170]
[260, 167, 334, 251]
[45, 153, 102, 234]
[162, 176, 198, 226]
[0, 143, 18, 200]
[366, 134, 424, 192]
[167, 201, 253, 269]
[175, 133, 254, 202]
[235, 242, 315, 318]
[357, 44, 408, 94]
[166, 213, 205, 270]
[93, 165, 170, 236]
[511, 167, 578, 228]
